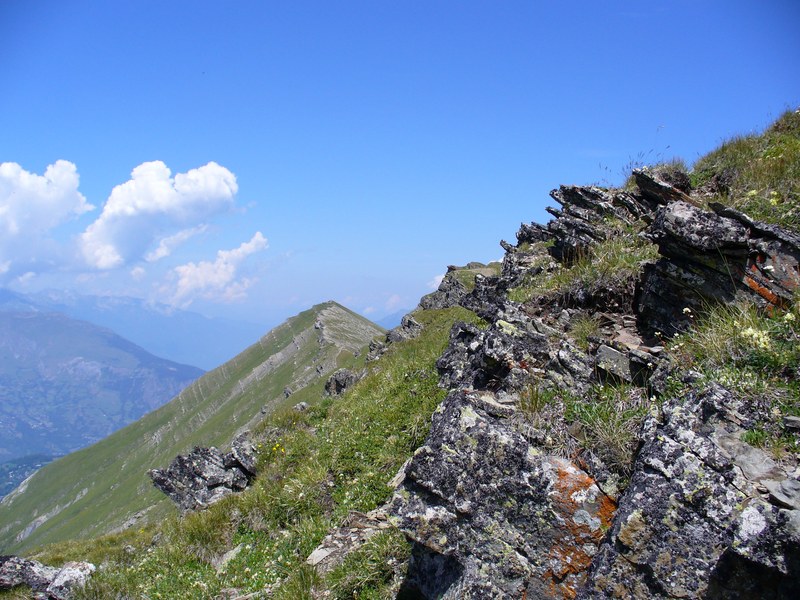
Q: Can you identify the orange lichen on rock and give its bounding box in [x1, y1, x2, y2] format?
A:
[541, 460, 618, 598]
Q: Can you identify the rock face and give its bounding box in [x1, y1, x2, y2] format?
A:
[388, 165, 800, 598]
[324, 368, 364, 397]
[638, 200, 800, 336]
[583, 381, 800, 598]
[0, 555, 94, 599]
[391, 390, 615, 599]
[148, 433, 257, 513]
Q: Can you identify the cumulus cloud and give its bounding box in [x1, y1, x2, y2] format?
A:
[385, 293, 403, 312]
[0, 160, 94, 277]
[145, 224, 208, 262]
[427, 274, 445, 290]
[81, 161, 237, 269]
[168, 232, 268, 307]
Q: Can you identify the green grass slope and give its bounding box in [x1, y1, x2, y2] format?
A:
[0, 301, 383, 555]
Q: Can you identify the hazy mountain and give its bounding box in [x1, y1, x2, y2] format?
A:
[0, 301, 383, 553]
[0, 311, 204, 497]
[0, 289, 270, 371]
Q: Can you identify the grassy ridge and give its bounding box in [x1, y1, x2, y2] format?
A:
[0, 302, 382, 554]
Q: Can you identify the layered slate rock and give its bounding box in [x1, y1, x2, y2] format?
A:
[637, 200, 800, 336]
[391, 390, 615, 599]
[149, 433, 257, 513]
[581, 382, 800, 599]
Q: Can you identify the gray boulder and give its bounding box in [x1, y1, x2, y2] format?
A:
[149, 433, 258, 513]
[0, 555, 94, 599]
[581, 382, 800, 598]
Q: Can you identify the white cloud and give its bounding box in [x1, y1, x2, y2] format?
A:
[362, 306, 376, 315]
[81, 161, 237, 269]
[145, 224, 208, 262]
[0, 160, 94, 278]
[168, 232, 268, 307]
[427, 274, 445, 290]
[130, 266, 146, 281]
[385, 293, 403, 312]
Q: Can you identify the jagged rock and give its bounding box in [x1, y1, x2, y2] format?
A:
[0, 556, 94, 599]
[386, 314, 424, 343]
[637, 200, 800, 336]
[419, 268, 469, 310]
[390, 390, 615, 599]
[545, 185, 657, 263]
[149, 440, 255, 513]
[366, 338, 387, 362]
[595, 344, 632, 382]
[0, 556, 58, 592]
[227, 432, 258, 477]
[632, 167, 695, 206]
[293, 401, 309, 412]
[581, 382, 800, 598]
[324, 368, 363, 396]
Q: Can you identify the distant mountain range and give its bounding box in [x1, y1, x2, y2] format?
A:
[0, 289, 270, 371]
[0, 310, 204, 497]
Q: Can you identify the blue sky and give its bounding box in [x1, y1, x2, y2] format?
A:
[1, 1, 798, 327]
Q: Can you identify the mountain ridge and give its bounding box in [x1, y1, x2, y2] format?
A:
[0, 300, 383, 554]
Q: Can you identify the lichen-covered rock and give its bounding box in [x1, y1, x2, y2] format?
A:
[419, 268, 469, 310]
[0, 556, 58, 592]
[324, 368, 364, 396]
[386, 314, 424, 343]
[390, 390, 615, 599]
[0, 555, 94, 599]
[637, 200, 800, 336]
[580, 382, 800, 598]
[149, 438, 256, 513]
[46, 562, 96, 600]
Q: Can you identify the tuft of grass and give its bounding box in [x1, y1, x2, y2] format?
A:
[691, 108, 800, 231]
[569, 314, 601, 351]
[564, 385, 650, 478]
[623, 158, 690, 192]
[325, 529, 410, 599]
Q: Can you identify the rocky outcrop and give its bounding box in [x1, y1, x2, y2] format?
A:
[324, 368, 364, 397]
[0, 555, 94, 599]
[148, 433, 257, 513]
[387, 165, 800, 598]
[583, 380, 800, 598]
[386, 314, 424, 343]
[419, 269, 469, 310]
[637, 200, 800, 336]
